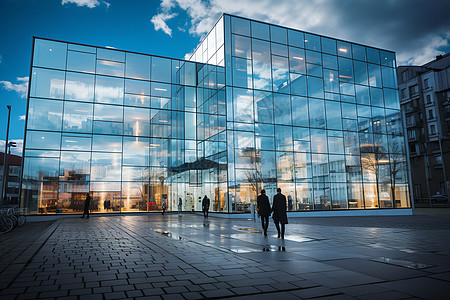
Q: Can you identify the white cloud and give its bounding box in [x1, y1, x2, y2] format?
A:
[152, 0, 450, 66]
[61, 0, 109, 8]
[0, 77, 29, 99]
[19, 115, 26, 121]
[0, 139, 23, 156]
[151, 12, 178, 36]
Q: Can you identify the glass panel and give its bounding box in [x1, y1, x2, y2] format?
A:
[325, 101, 342, 130]
[93, 121, 122, 135]
[370, 87, 384, 107]
[323, 69, 339, 93]
[304, 33, 321, 51]
[290, 73, 307, 96]
[121, 182, 149, 211]
[65, 72, 95, 102]
[124, 94, 150, 107]
[307, 76, 324, 99]
[232, 57, 252, 89]
[310, 129, 327, 153]
[31, 68, 65, 99]
[289, 47, 306, 74]
[338, 58, 353, 82]
[125, 79, 150, 95]
[337, 41, 352, 58]
[322, 54, 338, 70]
[252, 39, 272, 91]
[275, 125, 293, 151]
[123, 137, 149, 166]
[91, 152, 122, 181]
[92, 134, 122, 152]
[328, 136, 344, 154]
[94, 104, 123, 122]
[251, 21, 269, 40]
[366, 47, 380, 64]
[151, 57, 171, 83]
[368, 64, 382, 87]
[124, 107, 150, 136]
[95, 75, 124, 104]
[97, 48, 125, 62]
[276, 152, 294, 181]
[59, 151, 90, 177]
[23, 157, 59, 180]
[232, 34, 251, 59]
[126, 53, 150, 80]
[63, 101, 93, 133]
[271, 43, 288, 57]
[61, 134, 91, 151]
[96, 60, 124, 77]
[312, 154, 329, 183]
[352, 44, 366, 61]
[291, 96, 309, 127]
[270, 25, 287, 44]
[254, 91, 273, 123]
[33, 39, 67, 69]
[306, 50, 322, 65]
[308, 98, 325, 128]
[274, 93, 291, 125]
[231, 16, 250, 36]
[288, 29, 304, 48]
[355, 85, 370, 105]
[384, 88, 400, 110]
[26, 131, 61, 150]
[380, 51, 395, 67]
[321, 37, 336, 55]
[27, 98, 62, 131]
[233, 88, 254, 123]
[67, 50, 96, 73]
[68, 43, 96, 53]
[151, 82, 171, 98]
[354, 61, 368, 85]
[307, 63, 322, 77]
[381, 66, 397, 88]
[272, 55, 289, 93]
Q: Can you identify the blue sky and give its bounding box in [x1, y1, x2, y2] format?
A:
[1, 0, 449, 155]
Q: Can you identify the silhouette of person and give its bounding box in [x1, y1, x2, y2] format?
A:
[178, 197, 182, 214]
[161, 198, 167, 215]
[272, 188, 288, 239]
[202, 195, 210, 218]
[81, 193, 91, 219]
[257, 189, 271, 236]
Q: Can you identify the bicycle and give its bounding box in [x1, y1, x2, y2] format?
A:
[0, 208, 15, 234]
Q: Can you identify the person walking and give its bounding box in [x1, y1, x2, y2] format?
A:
[81, 193, 91, 219]
[257, 189, 271, 236]
[178, 197, 182, 214]
[202, 195, 210, 218]
[161, 198, 167, 215]
[272, 188, 288, 239]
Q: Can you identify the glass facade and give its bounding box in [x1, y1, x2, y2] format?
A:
[21, 14, 410, 215]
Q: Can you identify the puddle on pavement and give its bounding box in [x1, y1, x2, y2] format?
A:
[372, 257, 433, 270]
[233, 227, 263, 234]
[152, 229, 183, 240]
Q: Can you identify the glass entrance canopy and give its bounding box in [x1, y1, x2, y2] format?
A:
[21, 14, 410, 215]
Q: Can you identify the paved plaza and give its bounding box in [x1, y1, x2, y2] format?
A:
[1, 211, 450, 299]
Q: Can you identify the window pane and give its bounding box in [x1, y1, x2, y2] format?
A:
[252, 39, 272, 90]
[233, 88, 254, 123]
[290, 73, 307, 96]
[23, 157, 59, 180]
[33, 39, 67, 70]
[354, 61, 368, 85]
[310, 129, 327, 153]
[26, 131, 61, 150]
[59, 152, 90, 177]
[65, 72, 95, 102]
[341, 103, 357, 119]
[124, 94, 150, 107]
[93, 121, 122, 135]
[289, 47, 306, 74]
[61, 134, 91, 151]
[309, 98, 326, 128]
[306, 50, 322, 65]
[367, 47, 380, 64]
[384, 88, 400, 109]
[232, 34, 251, 59]
[352, 44, 366, 61]
[326, 101, 342, 130]
[272, 56, 289, 93]
[307, 63, 323, 77]
[97, 48, 125, 62]
[96, 59, 125, 77]
[67, 50, 96, 73]
[251, 21, 269, 40]
[28, 98, 62, 131]
[151, 57, 171, 83]
[126, 53, 150, 80]
[124, 107, 150, 136]
[63, 101, 93, 133]
[368, 64, 382, 87]
[125, 79, 150, 95]
[275, 125, 293, 151]
[92, 135, 122, 152]
[254, 91, 273, 123]
[381, 66, 397, 88]
[323, 69, 339, 93]
[338, 58, 353, 82]
[95, 75, 124, 104]
[304, 33, 321, 51]
[91, 152, 122, 181]
[291, 96, 309, 127]
[370, 87, 384, 107]
[232, 57, 252, 89]
[321, 37, 336, 55]
[355, 85, 370, 105]
[151, 82, 171, 98]
[380, 51, 395, 67]
[288, 29, 304, 48]
[322, 54, 338, 70]
[31, 68, 65, 99]
[270, 25, 287, 44]
[274, 93, 291, 125]
[94, 104, 123, 122]
[272, 43, 288, 57]
[307, 76, 324, 99]
[123, 137, 149, 166]
[337, 41, 352, 58]
[231, 16, 250, 36]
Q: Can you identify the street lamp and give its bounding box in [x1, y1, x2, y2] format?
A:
[7, 141, 17, 154]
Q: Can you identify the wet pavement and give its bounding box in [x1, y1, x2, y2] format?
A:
[0, 213, 449, 299]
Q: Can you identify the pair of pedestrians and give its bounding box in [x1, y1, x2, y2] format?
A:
[257, 188, 288, 238]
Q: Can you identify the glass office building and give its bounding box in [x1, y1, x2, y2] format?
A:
[21, 14, 411, 215]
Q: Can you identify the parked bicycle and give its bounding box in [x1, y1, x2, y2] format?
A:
[0, 206, 26, 234]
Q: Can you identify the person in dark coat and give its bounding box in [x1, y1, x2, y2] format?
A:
[272, 188, 288, 238]
[81, 193, 91, 219]
[257, 189, 271, 236]
[202, 195, 210, 218]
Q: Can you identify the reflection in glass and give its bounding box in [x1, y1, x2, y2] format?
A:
[28, 98, 62, 131]
[91, 152, 122, 181]
[65, 72, 95, 102]
[33, 39, 67, 69]
[31, 68, 65, 99]
[126, 53, 151, 80]
[67, 50, 96, 73]
[95, 76, 124, 104]
[63, 101, 93, 133]
[252, 39, 272, 90]
[124, 107, 150, 136]
[96, 59, 125, 77]
[26, 131, 61, 150]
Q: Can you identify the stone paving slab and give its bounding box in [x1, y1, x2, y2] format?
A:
[0, 213, 449, 299]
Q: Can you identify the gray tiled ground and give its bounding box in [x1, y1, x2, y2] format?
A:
[1, 212, 450, 299]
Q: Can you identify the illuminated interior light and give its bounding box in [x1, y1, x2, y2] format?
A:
[339, 75, 353, 79]
[154, 88, 167, 91]
[339, 48, 348, 53]
[292, 56, 304, 60]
